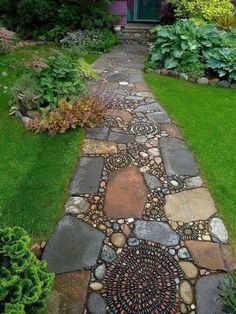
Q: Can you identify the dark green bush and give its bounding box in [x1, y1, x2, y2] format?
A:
[0, 226, 54, 314]
[0, 0, 114, 36]
[220, 272, 236, 313]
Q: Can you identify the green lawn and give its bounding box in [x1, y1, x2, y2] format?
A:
[145, 74, 236, 248]
[0, 45, 98, 242]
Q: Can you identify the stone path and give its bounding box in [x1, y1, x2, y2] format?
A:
[43, 44, 235, 314]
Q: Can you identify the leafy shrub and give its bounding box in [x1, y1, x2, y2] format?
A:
[60, 29, 118, 52]
[40, 25, 67, 43]
[170, 0, 234, 25]
[219, 272, 236, 313]
[147, 20, 236, 81]
[204, 48, 236, 81]
[27, 91, 112, 135]
[11, 53, 96, 111]
[0, 226, 54, 314]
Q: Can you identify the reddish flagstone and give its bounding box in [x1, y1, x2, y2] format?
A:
[135, 81, 150, 92]
[82, 139, 118, 155]
[45, 271, 90, 314]
[161, 123, 183, 139]
[105, 109, 133, 123]
[185, 241, 236, 271]
[104, 166, 148, 218]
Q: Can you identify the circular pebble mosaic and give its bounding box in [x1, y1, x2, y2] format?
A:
[105, 152, 133, 172]
[102, 240, 183, 314]
[129, 121, 160, 136]
[177, 223, 199, 241]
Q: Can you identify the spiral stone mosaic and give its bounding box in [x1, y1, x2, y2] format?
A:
[144, 193, 166, 220]
[129, 121, 160, 136]
[176, 223, 199, 240]
[105, 152, 133, 172]
[102, 241, 183, 314]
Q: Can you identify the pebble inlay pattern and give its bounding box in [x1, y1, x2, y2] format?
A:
[102, 241, 184, 314]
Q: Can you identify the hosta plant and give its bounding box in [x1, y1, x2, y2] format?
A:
[204, 47, 236, 81]
[0, 226, 54, 314]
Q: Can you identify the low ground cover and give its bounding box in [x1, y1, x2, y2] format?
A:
[0, 44, 98, 241]
[145, 73, 236, 248]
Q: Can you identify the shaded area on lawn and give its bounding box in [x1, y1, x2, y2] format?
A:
[0, 45, 97, 241]
[145, 74, 236, 248]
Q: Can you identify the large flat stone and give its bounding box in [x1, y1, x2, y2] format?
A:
[42, 216, 105, 274]
[82, 139, 118, 155]
[108, 132, 135, 144]
[160, 138, 199, 176]
[68, 157, 104, 195]
[134, 103, 162, 113]
[87, 293, 107, 314]
[185, 241, 236, 271]
[134, 220, 180, 246]
[86, 126, 109, 140]
[146, 112, 171, 124]
[104, 166, 147, 218]
[105, 109, 133, 123]
[196, 274, 228, 314]
[164, 188, 217, 222]
[44, 271, 90, 314]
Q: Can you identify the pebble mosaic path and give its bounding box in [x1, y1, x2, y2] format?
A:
[43, 44, 236, 314]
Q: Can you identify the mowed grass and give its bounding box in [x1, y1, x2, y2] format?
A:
[145, 74, 236, 248]
[0, 45, 98, 241]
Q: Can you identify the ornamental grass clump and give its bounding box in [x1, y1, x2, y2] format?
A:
[0, 226, 54, 314]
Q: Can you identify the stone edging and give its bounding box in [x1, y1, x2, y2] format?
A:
[149, 68, 236, 88]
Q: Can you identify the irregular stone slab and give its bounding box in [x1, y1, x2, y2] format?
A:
[146, 112, 171, 124]
[68, 157, 104, 195]
[86, 126, 109, 140]
[134, 220, 180, 246]
[42, 216, 105, 274]
[104, 166, 148, 218]
[161, 123, 183, 139]
[164, 188, 217, 222]
[82, 139, 118, 155]
[108, 132, 135, 144]
[160, 138, 199, 176]
[64, 197, 89, 215]
[209, 217, 228, 243]
[44, 271, 90, 314]
[87, 293, 107, 314]
[185, 241, 236, 271]
[134, 103, 161, 113]
[196, 274, 228, 314]
[126, 95, 144, 101]
[144, 173, 162, 190]
[105, 109, 133, 123]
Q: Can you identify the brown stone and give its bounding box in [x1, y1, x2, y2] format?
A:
[164, 188, 217, 223]
[121, 223, 132, 236]
[111, 232, 126, 247]
[162, 123, 183, 139]
[31, 243, 42, 259]
[180, 280, 194, 304]
[82, 139, 118, 155]
[105, 109, 133, 123]
[185, 241, 236, 271]
[179, 262, 198, 279]
[104, 166, 148, 218]
[45, 271, 90, 314]
[135, 81, 150, 92]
